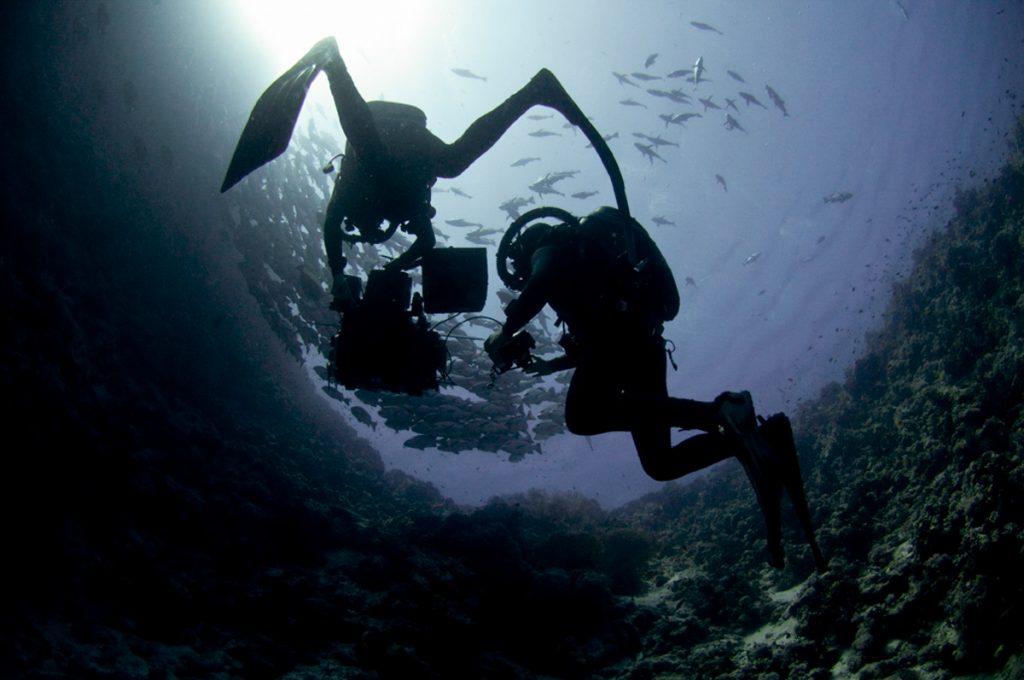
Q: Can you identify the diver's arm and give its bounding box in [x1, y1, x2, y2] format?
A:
[525, 353, 577, 375]
[385, 217, 436, 271]
[501, 247, 556, 335]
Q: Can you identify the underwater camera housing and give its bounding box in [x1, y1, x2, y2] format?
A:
[329, 247, 488, 394]
[489, 330, 535, 374]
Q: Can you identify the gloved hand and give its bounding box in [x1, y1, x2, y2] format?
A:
[484, 329, 511, 362]
[523, 357, 556, 376]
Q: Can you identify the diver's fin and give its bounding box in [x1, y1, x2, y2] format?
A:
[719, 392, 785, 568]
[736, 433, 785, 569]
[221, 50, 325, 192]
[760, 413, 829, 574]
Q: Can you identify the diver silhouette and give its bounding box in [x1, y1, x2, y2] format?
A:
[221, 36, 627, 310]
[487, 207, 828, 573]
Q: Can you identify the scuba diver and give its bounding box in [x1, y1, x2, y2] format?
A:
[487, 207, 827, 573]
[221, 36, 627, 312]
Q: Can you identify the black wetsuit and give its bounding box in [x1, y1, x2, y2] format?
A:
[502, 225, 742, 482]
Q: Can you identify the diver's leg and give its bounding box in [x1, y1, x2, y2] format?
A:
[435, 71, 559, 178]
[633, 430, 736, 482]
[314, 38, 388, 177]
[564, 359, 630, 435]
[435, 70, 628, 212]
[629, 395, 720, 431]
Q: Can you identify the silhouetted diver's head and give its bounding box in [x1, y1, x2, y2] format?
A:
[508, 222, 556, 283]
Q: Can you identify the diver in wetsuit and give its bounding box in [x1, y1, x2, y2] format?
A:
[221, 37, 628, 311]
[486, 207, 827, 572]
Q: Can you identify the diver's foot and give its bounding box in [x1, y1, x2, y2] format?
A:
[307, 36, 340, 65]
[758, 413, 829, 574]
[716, 390, 756, 435]
[530, 69, 586, 126]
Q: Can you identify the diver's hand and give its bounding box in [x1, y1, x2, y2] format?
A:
[484, 329, 511, 362]
[523, 357, 555, 376]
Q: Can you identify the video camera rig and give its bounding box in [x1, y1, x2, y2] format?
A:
[328, 247, 488, 394]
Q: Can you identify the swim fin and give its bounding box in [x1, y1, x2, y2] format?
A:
[221, 44, 327, 192]
[735, 430, 786, 569]
[718, 392, 785, 568]
[758, 413, 829, 574]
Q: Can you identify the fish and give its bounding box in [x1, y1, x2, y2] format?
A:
[693, 56, 705, 89]
[350, 405, 376, 429]
[671, 112, 702, 125]
[526, 114, 553, 120]
[723, 114, 745, 132]
[528, 129, 561, 137]
[823, 191, 854, 204]
[646, 88, 672, 99]
[528, 180, 564, 197]
[451, 68, 486, 81]
[510, 157, 541, 167]
[765, 85, 789, 116]
[527, 171, 575, 195]
[690, 21, 723, 34]
[634, 142, 666, 163]
[742, 252, 761, 265]
[715, 174, 728, 191]
[725, 97, 739, 112]
[466, 231, 498, 246]
[667, 89, 692, 104]
[468, 227, 502, 238]
[545, 170, 580, 182]
[571, 191, 598, 199]
[739, 91, 767, 108]
[321, 385, 350, 404]
[727, 70, 746, 83]
[698, 96, 721, 112]
[651, 216, 675, 226]
[631, 72, 662, 81]
[450, 187, 473, 198]
[633, 132, 678, 147]
[666, 69, 691, 78]
[445, 218, 484, 228]
[684, 276, 697, 287]
[404, 434, 436, 450]
[645, 53, 659, 68]
[612, 72, 638, 87]
[498, 195, 535, 220]
[619, 98, 647, 108]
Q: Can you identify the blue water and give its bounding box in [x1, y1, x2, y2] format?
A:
[59, 0, 1024, 506]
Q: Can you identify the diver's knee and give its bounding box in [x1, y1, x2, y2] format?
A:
[638, 458, 675, 482]
[565, 415, 593, 436]
[565, 410, 602, 436]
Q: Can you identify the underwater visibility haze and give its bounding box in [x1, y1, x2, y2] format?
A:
[2, 1, 1024, 677]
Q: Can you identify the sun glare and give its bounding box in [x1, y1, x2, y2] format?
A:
[230, 0, 442, 81]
